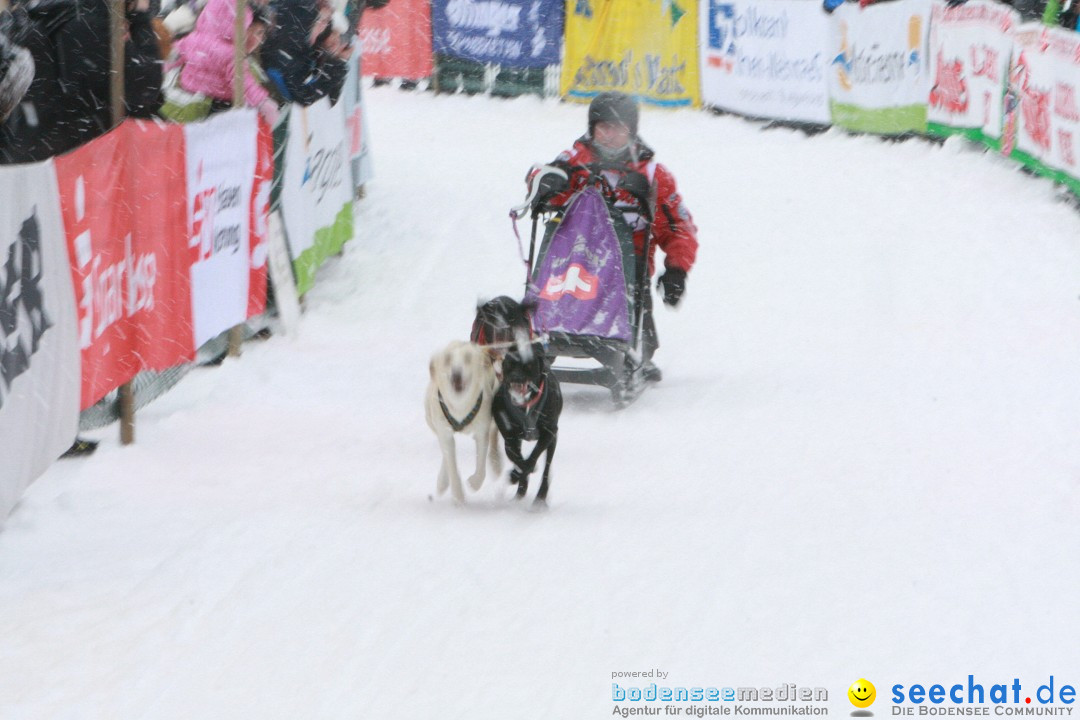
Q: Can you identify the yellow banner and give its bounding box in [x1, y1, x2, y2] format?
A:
[560, 0, 701, 108]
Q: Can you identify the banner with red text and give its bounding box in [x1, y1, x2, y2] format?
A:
[1001, 23, 1080, 189]
[927, 0, 1019, 142]
[55, 122, 194, 409]
[183, 110, 268, 348]
[359, 0, 434, 79]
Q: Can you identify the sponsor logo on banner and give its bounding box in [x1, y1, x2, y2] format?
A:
[301, 133, 347, 205]
[190, 161, 245, 264]
[832, 16, 923, 91]
[434, 0, 561, 66]
[572, 51, 689, 98]
[56, 121, 194, 408]
[707, 1, 820, 82]
[930, 50, 969, 114]
[359, 0, 433, 78]
[0, 210, 51, 410]
[280, 99, 354, 294]
[562, 0, 699, 106]
[68, 176, 157, 352]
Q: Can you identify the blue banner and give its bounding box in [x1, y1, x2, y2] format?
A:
[432, 0, 564, 68]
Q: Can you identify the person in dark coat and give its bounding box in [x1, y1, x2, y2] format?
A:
[0, 0, 163, 164]
[260, 0, 351, 106]
[0, 11, 34, 122]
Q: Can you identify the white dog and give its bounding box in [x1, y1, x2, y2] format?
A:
[425, 341, 502, 503]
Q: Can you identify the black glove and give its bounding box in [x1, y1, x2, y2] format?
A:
[657, 267, 687, 307]
[529, 166, 569, 215]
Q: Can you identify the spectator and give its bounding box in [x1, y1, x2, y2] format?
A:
[165, 0, 278, 123]
[0, 9, 34, 122]
[0, 0, 163, 164]
[260, 0, 350, 105]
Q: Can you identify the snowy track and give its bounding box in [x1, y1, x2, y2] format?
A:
[2, 89, 1079, 718]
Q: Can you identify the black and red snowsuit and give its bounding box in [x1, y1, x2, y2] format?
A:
[537, 135, 699, 363]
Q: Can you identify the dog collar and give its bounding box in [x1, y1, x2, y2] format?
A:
[438, 391, 483, 432]
[512, 380, 545, 411]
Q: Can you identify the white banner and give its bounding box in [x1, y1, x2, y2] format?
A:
[927, 0, 1018, 138]
[700, 0, 831, 123]
[0, 161, 79, 521]
[828, 0, 932, 132]
[280, 98, 352, 260]
[184, 110, 260, 348]
[344, 52, 375, 191]
[1005, 23, 1080, 178]
[280, 98, 354, 294]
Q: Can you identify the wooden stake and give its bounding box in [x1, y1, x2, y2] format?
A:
[227, 0, 248, 359]
[110, 0, 136, 444]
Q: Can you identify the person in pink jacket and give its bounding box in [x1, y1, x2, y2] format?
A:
[172, 0, 278, 122]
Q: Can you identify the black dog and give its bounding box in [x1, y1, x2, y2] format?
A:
[471, 296, 534, 357]
[492, 347, 563, 507]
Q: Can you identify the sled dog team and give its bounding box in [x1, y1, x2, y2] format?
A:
[425, 297, 562, 508]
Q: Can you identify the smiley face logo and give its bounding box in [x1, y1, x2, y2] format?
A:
[848, 679, 876, 709]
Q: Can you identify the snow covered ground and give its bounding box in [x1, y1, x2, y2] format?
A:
[2, 88, 1079, 718]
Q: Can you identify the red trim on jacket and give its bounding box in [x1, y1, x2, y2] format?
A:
[542, 139, 699, 277]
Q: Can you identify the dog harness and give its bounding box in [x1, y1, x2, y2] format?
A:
[438, 392, 483, 432]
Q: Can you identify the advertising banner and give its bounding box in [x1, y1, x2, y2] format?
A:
[250, 116, 272, 319]
[359, 0, 434, 79]
[184, 110, 266, 348]
[279, 99, 354, 295]
[343, 51, 375, 191]
[927, 0, 1018, 142]
[827, 0, 932, 134]
[1001, 23, 1080, 188]
[55, 122, 194, 409]
[700, 0, 830, 123]
[0, 161, 79, 521]
[561, 0, 701, 107]
[432, 0, 564, 68]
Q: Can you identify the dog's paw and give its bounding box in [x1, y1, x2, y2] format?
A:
[451, 485, 466, 504]
[467, 473, 484, 491]
[436, 471, 449, 495]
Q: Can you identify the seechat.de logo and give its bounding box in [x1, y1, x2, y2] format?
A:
[850, 679, 877, 715]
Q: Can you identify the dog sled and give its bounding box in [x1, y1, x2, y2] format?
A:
[511, 166, 657, 408]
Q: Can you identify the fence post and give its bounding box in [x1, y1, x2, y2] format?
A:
[227, 0, 248, 358]
[110, 0, 137, 445]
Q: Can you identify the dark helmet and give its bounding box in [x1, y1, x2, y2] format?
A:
[588, 91, 639, 137]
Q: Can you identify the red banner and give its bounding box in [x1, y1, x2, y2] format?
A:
[55, 121, 194, 409]
[248, 117, 271, 318]
[359, 0, 433, 79]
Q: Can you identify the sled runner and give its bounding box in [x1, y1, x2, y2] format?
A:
[513, 168, 656, 407]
